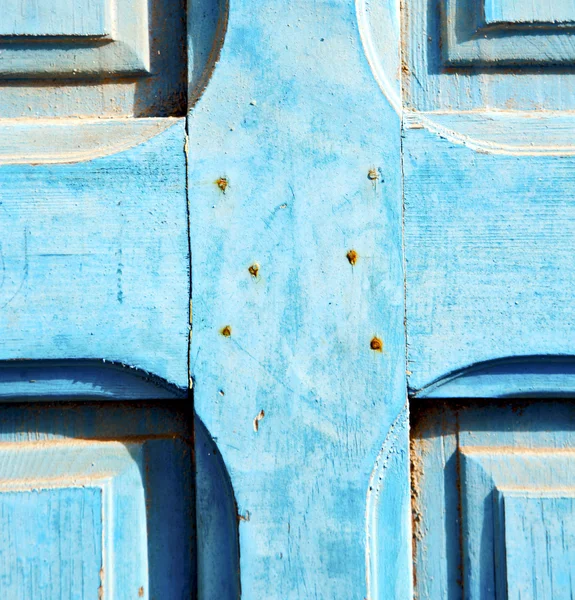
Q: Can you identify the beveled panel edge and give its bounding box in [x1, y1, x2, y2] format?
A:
[404, 110, 575, 156]
[0, 117, 180, 164]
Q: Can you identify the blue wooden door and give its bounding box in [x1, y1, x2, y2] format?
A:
[396, 0, 575, 596]
[4, 0, 575, 596]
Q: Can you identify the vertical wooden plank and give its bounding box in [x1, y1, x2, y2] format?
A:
[188, 0, 405, 597]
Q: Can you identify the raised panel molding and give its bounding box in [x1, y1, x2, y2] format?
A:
[0, 0, 194, 118]
[0, 440, 148, 596]
[483, 0, 575, 26]
[461, 447, 575, 599]
[496, 490, 575, 599]
[0, 0, 149, 79]
[1, 0, 111, 38]
[413, 403, 575, 600]
[444, 0, 575, 65]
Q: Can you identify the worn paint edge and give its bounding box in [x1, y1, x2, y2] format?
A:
[404, 111, 575, 156]
[356, 0, 402, 114]
[0, 359, 187, 399]
[0, 117, 180, 165]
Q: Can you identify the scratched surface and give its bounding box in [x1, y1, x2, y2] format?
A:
[7, 0, 575, 595]
[404, 128, 575, 392]
[188, 0, 405, 597]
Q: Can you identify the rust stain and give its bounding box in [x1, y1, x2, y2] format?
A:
[220, 325, 232, 337]
[346, 249, 358, 266]
[98, 567, 104, 599]
[370, 337, 383, 352]
[138, 587, 144, 597]
[215, 177, 228, 192]
[253, 409, 265, 432]
[238, 510, 251, 522]
[248, 263, 260, 278]
[410, 436, 425, 592]
[367, 168, 378, 181]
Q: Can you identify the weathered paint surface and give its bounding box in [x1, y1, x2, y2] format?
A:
[188, 0, 405, 597]
[0, 124, 189, 387]
[404, 130, 575, 392]
[3, 0, 575, 596]
[0, 392, 195, 599]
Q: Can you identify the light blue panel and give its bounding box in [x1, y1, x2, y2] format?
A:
[0, 0, 150, 79]
[0, 0, 186, 117]
[0, 124, 188, 389]
[502, 492, 575, 600]
[0, 360, 240, 597]
[444, 0, 575, 65]
[0, 0, 109, 37]
[484, 0, 575, 24]
[0, 487, 102, 598]
[404, 126, 575, 393]
[188, 0, 405, 597]
[405, 0, 575, 110]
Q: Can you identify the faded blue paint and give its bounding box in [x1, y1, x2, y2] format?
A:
[188, 0, 404, 597]
[0, 361, 239, 598]
[404, 129, 575, 393]
[3, 0, 574, 596]
[0, 124, 189, 388]
[413, 401, 575, 599]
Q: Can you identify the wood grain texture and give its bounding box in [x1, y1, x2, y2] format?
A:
[0, 0, 109, 37]
[187, 0, 406, 597]
[404, 0, 575, 110]
[404, 126, 575, 393]
[0, 0, 186, 117]
[0, 361, 240, 599]
[501, 491, 575, 599]
[0, 123, 189, 388]
[483, 0, 575, 25]
[414, 356, 575, 398]
[0, 487, 102, 600]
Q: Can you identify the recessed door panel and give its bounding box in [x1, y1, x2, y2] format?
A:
[412, 400, 575, 599]
[0, 402, 194, 599]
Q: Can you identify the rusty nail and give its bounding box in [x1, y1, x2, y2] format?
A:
[221, 325, 232, 337]
[370, 337, 383, 352]
[346, 250, 358, 266]
[216, 177, 228, 192]
[249, 263, 260, 278]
